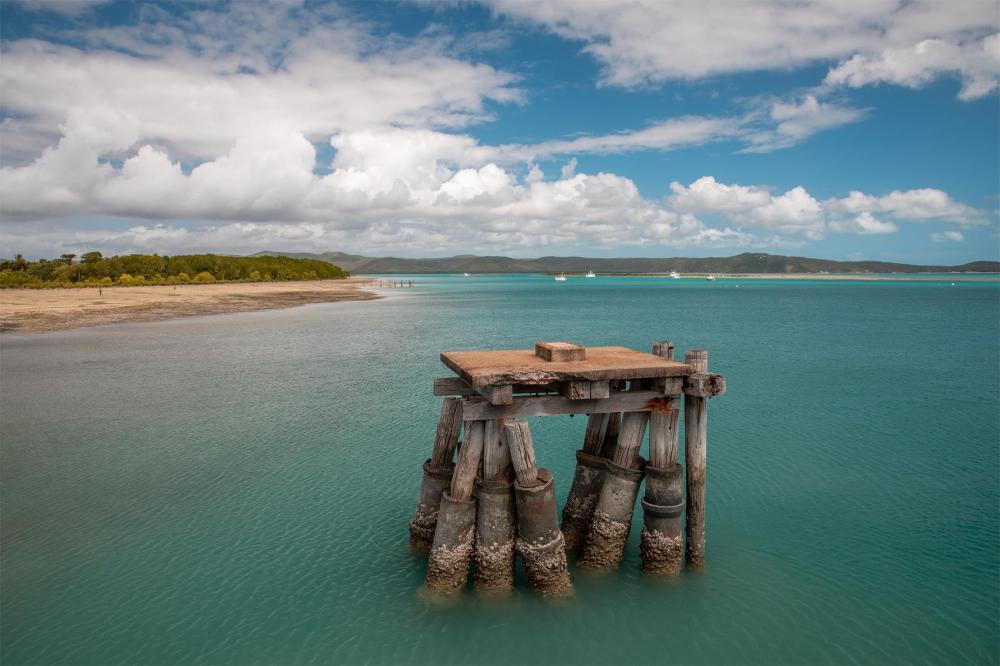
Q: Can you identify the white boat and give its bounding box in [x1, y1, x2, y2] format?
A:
[585, 270, 596, 278]
[706, 275, 716, 281]
[463, 272, 471, 277]
[554, 273, 568, 281]
[669, 270, 680, 279]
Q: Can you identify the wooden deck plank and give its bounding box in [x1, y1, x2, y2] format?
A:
[441, 346, 692, 388]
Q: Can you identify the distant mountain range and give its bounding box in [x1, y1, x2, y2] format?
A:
[252, 251, 1000, 275]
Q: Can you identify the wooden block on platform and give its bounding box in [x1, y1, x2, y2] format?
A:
[477, 383, 513, 405]
[535, 341, 586, 362]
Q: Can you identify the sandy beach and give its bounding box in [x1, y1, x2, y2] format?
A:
[606, 273, 997, 281]
[0, 279, 378, 334]
[701, 273, 998, 281]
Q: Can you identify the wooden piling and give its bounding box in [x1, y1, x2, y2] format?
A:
[409, 397, 465, 551]
[474, 418, 516, 593]
[425, 417, 483, 592]
[649, 409, 680, 468]
[582, 413, 610, 455]
[561, 412, 611, 550]
[601, 410, 621, 458]
[451, 420, 486, 501]
[503, 420, 572, 596]
[684, 349, 708, 567]
[431, 398, 463, 468]
[502, 419, 539, 487]
[481, 419, 509, 480]
[611, 411, 649, 470]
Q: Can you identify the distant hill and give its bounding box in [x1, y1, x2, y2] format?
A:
[252, 251, 1000, 275]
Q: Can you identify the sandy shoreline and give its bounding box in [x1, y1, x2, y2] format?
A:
[0, 279, 378, 334]
[593, 273, 998, 281]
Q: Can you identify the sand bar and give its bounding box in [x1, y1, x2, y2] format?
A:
[605, 273, 998, 281]
[0, 278, 378, 334]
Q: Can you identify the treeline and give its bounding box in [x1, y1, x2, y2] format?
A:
[0, 252, 348, 288]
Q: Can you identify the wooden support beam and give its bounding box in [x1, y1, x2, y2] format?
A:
[433, 376, 476, 396]
[684, 349, 709, 567]
[611, 411, 649, 469]
[589, 380, 610, 399]
[652, 376, 684, 395]
[557, 380, 611, 400]
[582, 412, 610, 455]
[450, 420, 485, 501]
[502, 419, 540, 487]
[462, 389, 669, 420]
[559, 380, 592, 400]
[683, 373, 726, 398]
[477, 383, 513, 406]
[430, 397, 463, 468]
[481, 419, 510, 480]
[433, 377, 559, 397]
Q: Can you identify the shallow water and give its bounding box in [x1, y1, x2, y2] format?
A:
[2, 275, 998, 665]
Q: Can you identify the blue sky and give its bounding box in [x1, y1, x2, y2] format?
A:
[0, 0, 997, 263]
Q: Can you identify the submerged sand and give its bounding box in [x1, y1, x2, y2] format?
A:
[0, 279, 378, 334]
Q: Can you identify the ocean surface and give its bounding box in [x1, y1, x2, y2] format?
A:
[2, 274, 998, 665]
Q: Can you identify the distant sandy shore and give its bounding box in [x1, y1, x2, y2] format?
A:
[700, 273, 998, 281]
[0, 279, 378, 334]
[599, 273, 997, 281]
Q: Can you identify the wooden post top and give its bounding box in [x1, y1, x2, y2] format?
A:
[441, 345, 693, 388]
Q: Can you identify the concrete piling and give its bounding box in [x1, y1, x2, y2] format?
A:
[514, 469, 572, 597]
[579, 458, 646, 569]
[640, 462, 685, 574]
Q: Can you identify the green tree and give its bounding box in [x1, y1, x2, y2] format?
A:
[81, 251, 103, 264]
[192, 271, 216, 283]
[60, 253, 77, 265]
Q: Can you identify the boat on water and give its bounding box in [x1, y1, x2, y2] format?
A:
[554, 273, 568, 281]
[706, 275, 716, 281]
[463, 272, 471, 277]
[585, 270, 596, 278]
[669, 270, 680, 279]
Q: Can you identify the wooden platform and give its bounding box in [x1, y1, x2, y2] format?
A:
[440, 346, 692, 388]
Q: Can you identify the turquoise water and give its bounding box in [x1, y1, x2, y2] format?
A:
[2, 275, 998, 665]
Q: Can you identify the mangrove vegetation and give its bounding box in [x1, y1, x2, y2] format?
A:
[0, 253, 348, 288]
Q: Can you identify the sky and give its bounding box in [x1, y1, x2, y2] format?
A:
[0, 0, 998, 263]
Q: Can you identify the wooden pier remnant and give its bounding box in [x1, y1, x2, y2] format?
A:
[414, 339, 725, 596]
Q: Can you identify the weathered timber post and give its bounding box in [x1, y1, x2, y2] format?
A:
[409, 397, 463, 551]
[579, 408, 649, 569]
[425, 419, 484, 592]
[474, 419, 517, 593]
[504, 419, 572, 597]
[560, 412, 610, 551]
[684, 349, 709, 568]
[599, 382, 624, 459]
[641, 341, 685, 574]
